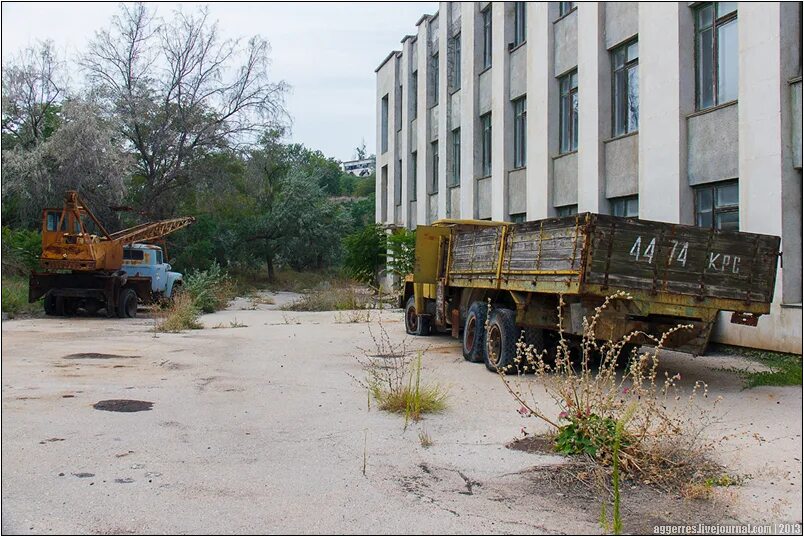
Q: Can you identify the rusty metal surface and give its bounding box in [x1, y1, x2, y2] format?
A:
[38, 191, 194, 273]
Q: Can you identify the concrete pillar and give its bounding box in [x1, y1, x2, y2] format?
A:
[576, 3, 608, 213]
[526, 2, 557, 220]
[416, 19, 430, 226]
[490, 1, 511, 221]
[638, 3, 694, 224]
[400, 41, 412, 229]
[437, 6, 449, 219]
[460, 1, 478, 220]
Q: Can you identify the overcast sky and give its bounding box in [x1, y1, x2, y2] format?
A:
[1, 1, 436, 162]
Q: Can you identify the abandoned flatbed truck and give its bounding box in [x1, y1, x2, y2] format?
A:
[401, 213, 781, 372]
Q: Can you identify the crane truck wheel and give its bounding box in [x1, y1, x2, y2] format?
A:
[462, 302, 488, 363]
[484, 308, 519, 374]
[43, 291, 64, 316]
[117, 289, 138, 318]
[404, 296, 419, 335]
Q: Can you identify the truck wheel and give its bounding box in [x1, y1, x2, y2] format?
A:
[416, 314, 432, 336]
[462, 302, 487, 363]
[404, 296, 419, 335]
[43, 291, 64, 316]
[117, 289, 138, 318]
[485, 308, 519, 373]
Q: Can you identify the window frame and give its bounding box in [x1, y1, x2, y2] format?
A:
[481, 7, 493, 69]
[559, 70, 579, 154]
[380, 94, 389, 153]
[556, 204, 578, 217]
[450, 33, 461, 92]
[431, 140, 439, 194]
[430, 52, 440, 106]
[559, 2, 577, 18]
[610, 195, 639, 218]
[694, 180, 739, 231]
[480, 112, 492, 177]
[450, 128, 461, 187]
[611, 39, 639, 137]
[513, 2, 526, 47]
[513, 96, 527, 168]
[694, 2, 738, 110]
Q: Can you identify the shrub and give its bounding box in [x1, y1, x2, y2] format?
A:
[1, 227, 41, 276]
[156, 293, 202, 332]
[342, 224, 386, 283]
[1, 276, 39, 317]
[497, 292, 722, 490]
[183, 261, 233, 313]
[385, 228, 415, 289]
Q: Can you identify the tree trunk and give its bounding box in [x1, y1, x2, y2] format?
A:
[266, 253, 276, 283]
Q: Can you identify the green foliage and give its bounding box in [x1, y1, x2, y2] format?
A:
[156, 293, 202, 332]
[342, 224, 386, 283]
[183, 262, 232, 313]
[1, 226, 41, 275]
[353, 175, 375, 197]
[386, 228, 416, 285]
[555, 414, 619, 457]
[1, 275, 39, 317]
[714, 344, 802, 387]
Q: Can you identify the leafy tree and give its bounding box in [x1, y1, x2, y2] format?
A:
[81, 3, 288, 218]
[1, 40, 66, 150]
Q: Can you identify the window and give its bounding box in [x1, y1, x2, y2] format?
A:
[123, 249, 145, 261]
[431, 141, 439, 194]
[411, 71, 418, 119]
[395, 158, 402, 206]
[431, 53, 439, 105]
[481, 7, 492, 69]
[610, 196, 639, 218]
[695, 2, 738, 110]
[510, 213, 526, 224]
[381, 94, 389, 153]
[154, 250, 163, 265]
[411, 152, 417, 201]
[449, 129, 461, 187]
[513, 97, 527, 168]
[612, 40, 639, 136]
[556, 205, 578, 217]
[381, 166, 388, 220]
[480, 113, 492, 177]
[450, 34, 461, 91]
[695, 180, 738, 231]
[513, 2, 526, 47]
[559, 2, 576, 17]
[45, 211, 65, 232]
[559, 70, 578, 153]
[396, 84, 403, 131]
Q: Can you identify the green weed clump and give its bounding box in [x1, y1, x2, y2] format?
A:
[156, 293, 202, 332]
[286, 284, 366, 312]
[714, 344, 802, 388]
[1, 276, 39, 317]
[352, 322, 448, 425]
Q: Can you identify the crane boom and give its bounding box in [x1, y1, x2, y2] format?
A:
[109, 217, 196, 245]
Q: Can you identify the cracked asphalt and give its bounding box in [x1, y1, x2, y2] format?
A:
[2, 292, 801, 534]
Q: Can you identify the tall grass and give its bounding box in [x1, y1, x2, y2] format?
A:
[155, 293, 202, 332]
[1, 276, 39, 317]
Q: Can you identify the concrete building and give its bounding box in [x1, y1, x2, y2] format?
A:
[375, 1, 802, 353]
[341, 157, 376, 177]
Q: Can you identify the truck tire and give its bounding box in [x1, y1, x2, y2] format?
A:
[484, 308, 519, 373]
[416, 314, 432, 336]
[462, 302, 488, 363]
[404, 296, 419, 335]
[43, 291, 64, 316]
[117, 289, 138, 318]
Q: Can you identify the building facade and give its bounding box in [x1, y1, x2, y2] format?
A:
[375, 1, 802, 353]
[341, 157, 376, 177]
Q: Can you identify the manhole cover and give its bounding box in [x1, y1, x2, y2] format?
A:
[63, 353, 140, 360]
[93, 399, 153, 412]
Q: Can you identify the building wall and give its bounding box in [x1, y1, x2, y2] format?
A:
[375, 1, 802, 353]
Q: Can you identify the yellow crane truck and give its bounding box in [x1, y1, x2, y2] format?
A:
[28, 191, 194, 318]
[401, 213, 781, 372]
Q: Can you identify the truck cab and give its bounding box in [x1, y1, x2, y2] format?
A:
[121, 244, 183, 299]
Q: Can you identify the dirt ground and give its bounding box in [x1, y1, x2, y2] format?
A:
[2, 293, 801, 534]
